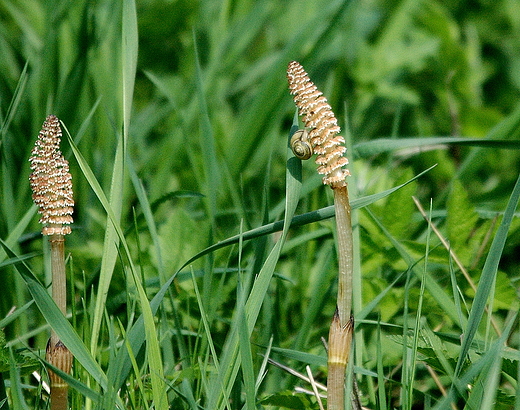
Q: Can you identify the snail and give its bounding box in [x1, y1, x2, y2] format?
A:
[290, 129, 313, 160]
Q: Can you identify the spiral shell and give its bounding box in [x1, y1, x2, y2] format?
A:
[287, 61, 350, 187]
[290, 129, 313, 160]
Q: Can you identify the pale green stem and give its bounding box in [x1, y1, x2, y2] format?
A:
[47, 233, 72, 410]
[327, 185, 354, 410]
[333, 186, 353, 327]
[50, 234, 67, 315]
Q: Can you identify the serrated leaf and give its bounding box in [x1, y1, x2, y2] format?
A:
[363, 277, 404, 322]
[381, 168, 417, 239]
[156, 207, 208, 275]
[466, 270, 518, 311]
[446, 179, 479, 265]
[259, 391, 317, 410]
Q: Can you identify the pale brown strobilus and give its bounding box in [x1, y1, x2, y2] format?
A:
[287, 61, 354, 410]
[29, 115, 74, 410]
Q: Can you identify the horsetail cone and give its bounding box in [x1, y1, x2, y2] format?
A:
[30, 115, 74, 410]
[29, 115, 74, 236]
[286, 61, 350, 187]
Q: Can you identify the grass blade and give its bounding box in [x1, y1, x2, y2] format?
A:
[453, 173, 520, 382]
[0, 240, 108, 390]
[206, 124, 303, 409]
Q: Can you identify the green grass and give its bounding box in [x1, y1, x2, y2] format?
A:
[1, 0, 520, 409]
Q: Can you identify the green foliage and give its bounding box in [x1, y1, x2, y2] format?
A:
[1, 0, 520, 409]
[259, 390, 320, 409]
[446, 179, 483, 265]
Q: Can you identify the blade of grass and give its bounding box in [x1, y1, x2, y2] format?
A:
[365, 208, 464, 328]
[105, 273, 178, 396]
[0, 240, 108, 390]
[177, 165, 436, 271]
[0, 300, 34, 328]
[0, 207, 35, 265]
[127, 156, 165, 281]
[237, 278, 256, 410]
[193, 32, 220, 224]
[354, 136, 520, 158]
[119, 320, 147, 407]
[9, 347, 29, 410]
[191, 268, 224, 397]
[452, 173, 520, 389]
[0, 61, 29, 152]
[404, 201, 431, 410]
[65, 123, 168, 408]
[421, 325, 455, 389]
[433, 312, 517, 409]
[376, 319, 387, 410]
[103, 258, 168, 410]
[90, 0, 138, 355]
[400, 260, 412, 409]
[206, 124, 303, 409]
[456, 100, 520, 180]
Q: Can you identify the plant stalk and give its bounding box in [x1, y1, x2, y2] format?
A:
[327, 185, 354, 410]
[50, 235, 67, 315]
[332, 186, 353, 326]
[286, 62, 355, 410]
[47, 234, 73, 410]
[30, 115, 74, 410]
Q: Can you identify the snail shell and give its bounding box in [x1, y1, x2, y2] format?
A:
[290, 129, 313, 160]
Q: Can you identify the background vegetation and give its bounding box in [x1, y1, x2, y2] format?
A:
[1, 0, 520, 408]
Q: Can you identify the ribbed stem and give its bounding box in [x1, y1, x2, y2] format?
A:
[50, 234, 67, 314]
[327, 314, 354, 410]
[50, 385, 68, 410]
[326, 185, 354, 410]
[333, 186, 353, 327]
[47, 337, 72, 410]
[46, 234, 71, 410]
[286, 62, 354, 410]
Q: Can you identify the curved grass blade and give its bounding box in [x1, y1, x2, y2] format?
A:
[206, 124, 303, 409]
[354, 137, 520, 158]
[0, 240, 108, 390]
[452, 173, 520, 391]
[365, 208, 463, 328]
[177, 165, 436, 272]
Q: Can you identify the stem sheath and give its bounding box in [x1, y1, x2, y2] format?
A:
[327, 185, 354, 410]
[333, 186, 353, 327]
[47, 234, 72, 410]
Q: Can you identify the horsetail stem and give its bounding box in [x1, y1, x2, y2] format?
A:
[30, 115, 74, 410]
[287, 62, 354, 410]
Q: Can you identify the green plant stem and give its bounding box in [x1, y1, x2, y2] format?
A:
[333, 186, 353, 326]
[327, 312, 354, 410]
[47, 233, 72, 410]
[327, 185, 354, 410]
[50, 235, 67, 315]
